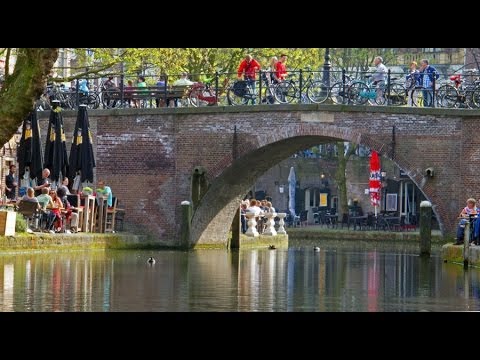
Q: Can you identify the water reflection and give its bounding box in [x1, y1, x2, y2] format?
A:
[0, 245, 479, 312]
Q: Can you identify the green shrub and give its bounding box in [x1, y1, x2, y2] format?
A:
[15, 214, 27, 233]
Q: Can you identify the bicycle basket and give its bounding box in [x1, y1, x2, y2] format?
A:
[233, 81, 248, 97]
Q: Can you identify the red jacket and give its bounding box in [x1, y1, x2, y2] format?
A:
[275, 61, 287, 80]
[237, 59, 261, 80]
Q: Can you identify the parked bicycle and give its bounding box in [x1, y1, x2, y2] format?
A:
[273, 70, 329, 104]
[347, 75, 406, 106]
[435, 70, 480, 108]
[189, 77, 230, 107]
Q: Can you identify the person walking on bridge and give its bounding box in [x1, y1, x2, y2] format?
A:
[237, 54, 261, 104]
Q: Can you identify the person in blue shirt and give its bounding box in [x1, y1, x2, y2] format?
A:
[79, 79, 89, 95]
[418, 59, 440, 107]
[96, 180, 113, 207]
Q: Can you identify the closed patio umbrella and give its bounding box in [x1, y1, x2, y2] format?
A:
[288, 166, 297, 219]
[17, 110, 43, 188]
[69, 104, 95, 187]
[44, 100, 69, 187]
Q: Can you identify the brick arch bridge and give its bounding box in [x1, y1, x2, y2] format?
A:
[49, 105, 480, 247]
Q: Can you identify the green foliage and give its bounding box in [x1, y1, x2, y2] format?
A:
[68, 48, 326, 79]
[330, 48, 396, 71]
[15, 214, 27, 233]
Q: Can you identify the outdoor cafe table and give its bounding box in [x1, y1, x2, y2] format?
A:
[80, 195, 96, 233]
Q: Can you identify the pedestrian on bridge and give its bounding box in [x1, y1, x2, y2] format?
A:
[237, 54, 261, 104]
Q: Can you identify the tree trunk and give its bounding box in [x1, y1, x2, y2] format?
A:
[335, 142, 357, 216]
[336, 142, 348, 216]
[0, 48, 59, 147]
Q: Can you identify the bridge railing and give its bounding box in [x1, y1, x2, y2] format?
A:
[36, 68, 480, 111]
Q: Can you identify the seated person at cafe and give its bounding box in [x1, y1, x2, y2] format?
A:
[36, 187, 54, 209]
[49, 189, 64, 232]
[36, 187, 55, 231]
[58, 177, 71, 196]
[455, 198, 479, 245]
[96, 180, 113, 207]
[17, 187, 40, 207]
[56, 187, 75, 233]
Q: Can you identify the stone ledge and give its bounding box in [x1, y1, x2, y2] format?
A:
[287, 227, 445, 242]
[442, 243, 480, 266]
[0, 232, 163, 252]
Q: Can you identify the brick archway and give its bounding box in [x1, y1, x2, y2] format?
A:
[190, 127, 437, 247]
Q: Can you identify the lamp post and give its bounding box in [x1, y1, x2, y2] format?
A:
[323, 48, 331, 88]
[320, 173, 329, 188]
[86, 48, 94, 88]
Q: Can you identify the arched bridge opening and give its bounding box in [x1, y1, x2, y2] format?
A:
[190, 133, 438, 247]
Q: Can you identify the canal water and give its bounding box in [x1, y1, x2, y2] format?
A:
[0, 241, 479, 312]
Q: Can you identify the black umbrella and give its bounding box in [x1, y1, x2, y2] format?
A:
[17, 110, 44, 185]
[44, 100, 69, 184]
[69, 104, 95, 185]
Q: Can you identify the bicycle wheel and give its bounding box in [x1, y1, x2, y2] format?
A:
[436, 84, 458, 108]
[388, 83, 407, 106]
[372, 82, 387, 106]
[348, 81, 369, 105]
[459, 87, 476, 109]
[274, 81, 297, 104]
[329, 82, 348, 104]
[307, 80, 329, 104]
[227, 82, 248, 106]
[86, 93, 100, 109]
[189, 85, 209, 107]
[410, 87, 423, 107]
[471, 86, 480, 108]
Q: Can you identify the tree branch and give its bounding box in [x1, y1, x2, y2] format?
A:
[0, 48, 59, 147]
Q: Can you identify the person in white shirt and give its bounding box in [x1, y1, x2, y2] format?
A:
[371, 56, 388, 85]
[173, 72, 194, 86]
[246, 199, 262, 216]
[168, 72, 194, 107]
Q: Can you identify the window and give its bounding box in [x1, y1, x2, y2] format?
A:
[320, 193, 328, 207]
[386, 193, 398, 211]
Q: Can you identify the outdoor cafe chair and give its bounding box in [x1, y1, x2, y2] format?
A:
[105, 196, 117, 233]
[17, 200, 41, 231]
